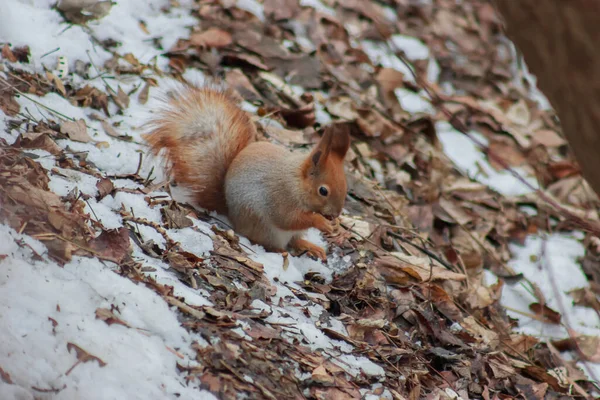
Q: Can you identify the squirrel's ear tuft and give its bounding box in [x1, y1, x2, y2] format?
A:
[330, 124, 351, 159]
[310, 128, 334, 166]
[312, 150, 323, 166]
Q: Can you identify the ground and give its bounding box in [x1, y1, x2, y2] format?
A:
[1, 0, 600, 399]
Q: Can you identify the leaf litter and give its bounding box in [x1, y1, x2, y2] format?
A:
[1, 0, 600, 398]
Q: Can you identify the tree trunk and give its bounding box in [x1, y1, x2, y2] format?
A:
[494, 0, 600, 197]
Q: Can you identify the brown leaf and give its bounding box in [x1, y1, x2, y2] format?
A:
[60, 119, 92, 143]
[122, 53, 140, 67]
[8, 182, 62, 210]
[86, 227, 131, 263]
[375, 67, 405, 114]
[166, 251, 195, 273]
[529, 303, 561, 324]
[46, 71, 66, 97]
[460, 316, 499, 348]
[58, 0, 114, 24]
[264, 0, 299, 20]
[376, 253, 467, 283]
[96, 177, 114, 200]
[0, 366, 13, 384]
[100, 120, 132, 141]
[161, 205, 193, 229]
[311, 365, 335, 385]
[532, 129, 567, 148]
[46, 239, 76, 264]
[434, 197, 473, 225]
[222, 52, 270, 70]
[12, 46, 30, 63]
[276, 103, 316, 129]
[138, 81, 151, 105]
[245, 322, 280, 340]
[1, 44, 17, 62]
[487, 140, 526, 170]
[95, 308, 130, 327]
[111, 86, 130, 110]
[0, 89, 20, 116]
[65, 343, 107, 376]
[72, 85, 109, 114]
[190, 28, 233, 48]
[225, 69, 262, 102]
[547, 160, 580, 180]
[552, 335, 600, 362]
[15, 132, 62, 155]
[568, 287, 600, 311]
[488, 357, 516, 379]
[355, 108, 398, 139]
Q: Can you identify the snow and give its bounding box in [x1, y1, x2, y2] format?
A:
[390, 35, 430, 60]
[0, 225, 215, 400]
[436, 121, 539, 197]
[483, 232, 600, 380]
[361, 40, 417, 84]
[394, 88, 435, 114]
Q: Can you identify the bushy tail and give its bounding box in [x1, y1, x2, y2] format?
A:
[143, 84, 256, 215]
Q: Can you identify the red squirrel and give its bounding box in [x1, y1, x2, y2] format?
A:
[143, 84, 351, 260]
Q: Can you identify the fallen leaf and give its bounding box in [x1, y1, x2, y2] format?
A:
[95, 308, 130, 327]
[60, 119, 92, 143]
[86, 227, 131, 263]
[311, 365, 335, 385]
[46, 71, 66, 97]
[58, 0, 114, 24]
[138, 81, 151, 105]
[190, 28, 232, 48]
[264, 0, 300, 21]
[1, 44, 17, 62]
[0, 367, 13, 384]
[532, 129, 567, 148]
[65, 343, 107, 376]
[529, 303, 561, 324]
[95, 177, 114, 200]
[101, 120, 132, 141]
[376, 253, 467, 283]
[161, 206, 193, 229]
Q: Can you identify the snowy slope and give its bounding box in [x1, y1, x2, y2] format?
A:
[0, 0, 598, 398]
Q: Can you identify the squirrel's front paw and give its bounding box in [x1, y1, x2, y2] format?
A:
[313, 213, 334, 235]
[289, 238, 327, 261]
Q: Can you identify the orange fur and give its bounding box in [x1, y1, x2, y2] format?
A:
[143, 85, 351, 259]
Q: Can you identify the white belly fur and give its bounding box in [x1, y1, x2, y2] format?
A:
[269, 227, 305, 250]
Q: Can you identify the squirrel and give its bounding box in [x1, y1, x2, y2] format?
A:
[143, 84, 351, 260]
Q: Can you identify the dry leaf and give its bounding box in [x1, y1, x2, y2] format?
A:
[65, 342, 106, 376]
[311, 365, 335, 385]
[532, 129, 566, 148]
[46, 71, 66, 97]
[95, 308, 130, 327]
[96, 177, 114, 200]
[190, 28, 233, 48]
[86, 227, 131, 263]
[60, 119, 92, 143]
[1, 44, 17, 62]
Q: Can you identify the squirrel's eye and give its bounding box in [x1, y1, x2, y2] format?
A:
[319, 186, 329, 197]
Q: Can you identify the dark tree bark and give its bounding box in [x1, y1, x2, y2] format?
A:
[494, 0, 600, 197]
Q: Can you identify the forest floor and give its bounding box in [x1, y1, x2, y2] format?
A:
[1, 0, 600, 399]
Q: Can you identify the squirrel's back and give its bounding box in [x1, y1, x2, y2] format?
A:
[143, 85, 257, 214]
